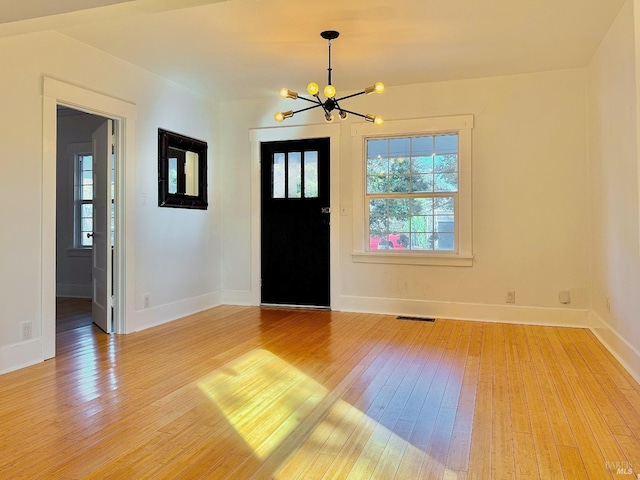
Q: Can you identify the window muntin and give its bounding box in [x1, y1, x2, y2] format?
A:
[365, 134, 459, 252]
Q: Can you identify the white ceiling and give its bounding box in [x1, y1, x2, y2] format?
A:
[1, 0, 627, 101]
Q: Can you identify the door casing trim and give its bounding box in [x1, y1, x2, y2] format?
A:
[249, 123, 341, 310]
[42, 77, 137, 358]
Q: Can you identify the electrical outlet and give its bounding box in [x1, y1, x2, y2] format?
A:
[506, 291, 516, 304]
[143, 294, 150, 309]
[20, 321, 32, 341]
[559, 290, 571, 304]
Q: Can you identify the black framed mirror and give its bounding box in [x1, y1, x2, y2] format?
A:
[158, 128, 208, 209]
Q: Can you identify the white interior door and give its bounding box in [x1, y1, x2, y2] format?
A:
[91, 120, 113, 333]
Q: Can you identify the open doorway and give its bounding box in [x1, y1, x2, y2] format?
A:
[55, 107, 115, 335]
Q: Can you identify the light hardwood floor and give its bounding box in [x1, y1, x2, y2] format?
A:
[1, 306, 639, 479]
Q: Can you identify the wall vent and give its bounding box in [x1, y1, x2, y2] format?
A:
[396, 316, 436, 322]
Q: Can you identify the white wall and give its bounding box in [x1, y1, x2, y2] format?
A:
[588, 0, 640, 381]
[0, 31, 222, 374]
[56, 111, 106, 298]
[220, 68, 590, 325]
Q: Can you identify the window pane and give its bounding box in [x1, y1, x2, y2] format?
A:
[82, 235, 93, 247]
[367, 157, 388, 175]
[436, 216, 455, 232]
[435, 134, 458, 154]
[434, 197, 455, 214]
[388, 199, 410, 215]
[272, 153, 285, 198]
[434, 154, 458, 173]
[434, 174, 458, 192]
[81, 155, 92, 170]
[367, 139, 388, 158]
[369, 216, 388, 234]
[411, 156, 433, 174]
[411, 174, 434, 193]
[389, 216, 410, 231]
[304, 151, 318, 198]
[412, 136, 434, 155]
[411, 232, 433, 250]
[435, 233, 455, 250]
[82, 186, 93, 200]
[369, 199, 387, 215]
[410, 215, 434, 232]
[389, 138, 410, 156]
[288, 152, 301, 198]
[389, 157, 410, 174]
[367, 175, 388, 194]
[389, 175, 410, 193]
[411, 198, 434, 215]
[81, 203, 93, 218]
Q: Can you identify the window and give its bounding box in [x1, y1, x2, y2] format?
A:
[352, 115, 473, 266]
[366, 134, 458, 252]
[73, 151, 115, 249]
[75, 153, 94, 248]
[271, 150, 319, 199]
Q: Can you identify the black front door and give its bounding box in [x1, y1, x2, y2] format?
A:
[261, 138, 330, 307]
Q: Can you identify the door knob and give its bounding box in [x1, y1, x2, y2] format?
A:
[87, 232, 95, 238]
[321, 207, 330, 214]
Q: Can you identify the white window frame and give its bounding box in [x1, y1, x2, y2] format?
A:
[74, 151, 94, 249]
[351, 115, 473, 267]
[66, 142, 93, 255]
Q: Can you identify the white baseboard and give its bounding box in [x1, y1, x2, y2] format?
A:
[590, 312, 640, 385]
[56, 283, 91, 298]
[133, 290, 222, 332]
[0, 339, 42, 376]
[339, 295, 590, 327]
[222, 289, 252, 306]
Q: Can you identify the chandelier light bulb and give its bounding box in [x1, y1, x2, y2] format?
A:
[324, 84, 336, 98]
[324, 112, 334, 123]
[274, 110, 294, 122]
[280, 88, 298, 99]
[365, 82, 385, 95]
[307, 82, 320, 95]
[365, 114, 384, 126]
[339, 110, 348, 120]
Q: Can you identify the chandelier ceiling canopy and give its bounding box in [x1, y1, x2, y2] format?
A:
[274, 30, 384, 126]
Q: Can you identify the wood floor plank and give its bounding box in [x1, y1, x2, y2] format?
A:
[1, 306, 639, 479]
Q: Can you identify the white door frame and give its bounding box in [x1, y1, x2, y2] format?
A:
[42, 77, 137, 359]
[249, 123, 341, 310]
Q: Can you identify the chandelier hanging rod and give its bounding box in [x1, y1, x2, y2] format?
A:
[274, 30, 385, 125]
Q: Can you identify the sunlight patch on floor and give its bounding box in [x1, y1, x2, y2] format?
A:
[197, 349, 447, 479]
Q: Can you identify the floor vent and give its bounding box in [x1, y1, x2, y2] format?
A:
[397, 316, 436, 322]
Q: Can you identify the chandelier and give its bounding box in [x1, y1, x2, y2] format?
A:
[274, 30, 384, 125]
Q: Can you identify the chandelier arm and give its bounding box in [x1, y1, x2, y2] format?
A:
[334, 90, 367, 103]
[296, 95, 322, 105]
[291, 104, 324, 115]
[334, 107, 369, 120]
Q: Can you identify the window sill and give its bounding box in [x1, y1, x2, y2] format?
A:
[351, 251, 473, 267]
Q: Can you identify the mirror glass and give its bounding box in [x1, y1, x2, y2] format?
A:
[158, 129, 207, 209]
